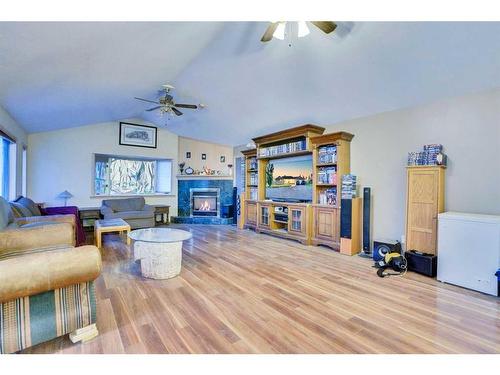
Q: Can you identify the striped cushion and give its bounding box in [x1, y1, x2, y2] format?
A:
[0, 282, 96, 353]
[10, 202, 32, 218]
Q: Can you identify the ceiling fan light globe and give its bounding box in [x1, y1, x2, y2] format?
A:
[298, 21, 310, 38]
[273, 22, 286, 40]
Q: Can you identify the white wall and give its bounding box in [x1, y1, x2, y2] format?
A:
[178, 136, 233, 175]
[324, 88, 500, 243]
[0, 105, 28, 197]
[28, 119, 179, 215]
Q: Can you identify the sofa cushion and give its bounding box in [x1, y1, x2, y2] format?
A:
[104, 210, 154, 220]
[10, 201, 33, 218]
[15, 196, 42, 216]
[103, 197, 145, 212]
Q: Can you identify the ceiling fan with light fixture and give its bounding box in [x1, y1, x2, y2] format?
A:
[134, 84, 205, 117]
[260, 21, 337, 42]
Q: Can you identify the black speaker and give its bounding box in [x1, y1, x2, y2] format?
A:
[405, 250, 437, 277]
[373, 239, 401, 262]
[232, 187, 238, 225]
[362, 187, 371, 254]
[340, 199, 352, 239]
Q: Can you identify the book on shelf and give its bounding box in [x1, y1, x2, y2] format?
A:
[248, 157, 258, 170]
[317, 145, 337, 164]
[249, 173, 258, 185]
[318, 187, 337, 206]
[258, 139, 306, 157]
[317, 166, 337, 184]
[249, 188, 258, 200]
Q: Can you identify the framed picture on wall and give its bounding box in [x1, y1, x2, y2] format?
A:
[186, 152, 191, 158]
[119, 122, 157, 149]
[202, 153, 207, 160]
[220, 156, 225, 163]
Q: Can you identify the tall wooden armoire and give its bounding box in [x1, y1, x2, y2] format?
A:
[405, 166, 446, 255]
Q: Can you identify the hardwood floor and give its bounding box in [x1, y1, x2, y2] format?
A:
[23, 225, 500, 354]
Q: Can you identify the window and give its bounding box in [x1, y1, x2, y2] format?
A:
[0, 130, 16, 200]
[22, 145, 27, 197]
[94, 154, 172, 196]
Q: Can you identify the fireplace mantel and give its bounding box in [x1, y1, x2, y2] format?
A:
[177, 175, 233, 180]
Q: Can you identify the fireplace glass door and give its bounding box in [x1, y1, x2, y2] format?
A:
[192, 196, 218, 216]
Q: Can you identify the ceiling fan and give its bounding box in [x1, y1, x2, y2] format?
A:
[134, 84, 205, 116]
[260, 21, 337, 42]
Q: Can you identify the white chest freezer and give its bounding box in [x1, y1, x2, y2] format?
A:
[437, 212, 500, 296]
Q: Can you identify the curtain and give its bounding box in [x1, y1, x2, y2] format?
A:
[2, 138, 10, 199]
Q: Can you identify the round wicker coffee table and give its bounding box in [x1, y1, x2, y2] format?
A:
[128, 228, 192, 279]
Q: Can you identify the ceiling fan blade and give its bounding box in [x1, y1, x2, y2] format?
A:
[260, 22, 279, 42]
[175, 103, 198, 109]
[172, 107, 183, 116]
[311, 21, 337, 34]
[146, 106, 162, 112]
[134, 97, 160, 104]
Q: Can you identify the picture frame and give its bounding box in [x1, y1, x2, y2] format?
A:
[220, 155, 226, 163]
[119, 122, 157, 149]
[201, 153, 207, 160]
[186, 152, 191, 159]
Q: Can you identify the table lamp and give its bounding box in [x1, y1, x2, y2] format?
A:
[57, 190, 73, 206]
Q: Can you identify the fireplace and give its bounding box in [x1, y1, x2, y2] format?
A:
[190, 188, 220, 217]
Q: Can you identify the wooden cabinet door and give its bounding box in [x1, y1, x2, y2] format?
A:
[313, 206, 339, 243]
[246, 202, 257, 225]
[288, 207, 306, 236]
[406, 169, 439, 253]
[259, 204, 270, 228]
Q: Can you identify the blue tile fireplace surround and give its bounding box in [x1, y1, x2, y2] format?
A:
[172, 179, 234, 224]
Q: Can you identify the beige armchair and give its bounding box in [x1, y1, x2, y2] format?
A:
[0, 197, 102, 353]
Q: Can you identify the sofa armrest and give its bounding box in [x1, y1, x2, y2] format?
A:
[16, 214, 75, 227]
[100, 205, 114, 217]
[0, 245, 102, 303]
[143, 204, 155, 214]
[0, 222, 74, 256]
[41, 205, 78, 216]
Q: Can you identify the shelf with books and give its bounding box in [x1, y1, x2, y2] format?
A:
[317, 144, 337, 165]
[242, 148, 258, 201]
[256, 149, 311, 160]
[311, 131, 354, 250]
[258, 138, 307, 158]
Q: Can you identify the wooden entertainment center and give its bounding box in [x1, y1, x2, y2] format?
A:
[241, 124, 359, 253]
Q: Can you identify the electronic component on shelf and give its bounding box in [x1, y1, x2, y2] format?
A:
[274, 213, 289, 222]
[274, 206, 288, 214]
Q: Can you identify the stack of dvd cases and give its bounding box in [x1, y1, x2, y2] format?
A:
[407, 144, 447, 166]
[317, 166, 337, 184]
[341, 174, 357, 199]
[317, 145, 336, 164]
[258, 139, 306, 157]
[318, 187, 337, 206]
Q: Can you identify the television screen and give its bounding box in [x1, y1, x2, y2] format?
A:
[265, 155, 313, 202]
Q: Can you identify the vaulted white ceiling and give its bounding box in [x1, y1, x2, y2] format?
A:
[1, 21, 500, 145]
